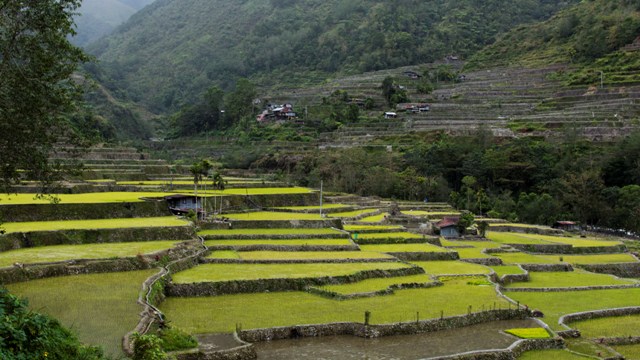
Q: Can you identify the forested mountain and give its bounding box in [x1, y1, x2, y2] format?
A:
[87, 0, 577, 114]
[466, 0, 640, 72]
[72, 0, 156, 47]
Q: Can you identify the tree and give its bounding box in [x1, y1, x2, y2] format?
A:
[0, 1, 88, 194]
[225, 78, 257, 125]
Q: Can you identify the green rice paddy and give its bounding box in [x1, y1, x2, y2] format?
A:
[613, 344, 640, 359]
[342, 225, 404, 231]
[455, 247, 494, 259]
[327, 209, 380, 218]
[160, 278, 511, 334]
[205, 239, 353, 247]
[569, 314, 640, 338]
[559, 253, 638, 264]
[358, 213, 389, 222]
[273, 204, 348, 211]
[7, 270, 157, 356]
[359, 243, 450, 253]
[504, 271, 637, 288]
[2, 216, 190, 233]
[487, 232, 622, 248]
[198, 228, 344, 236]
[517, 349, 592, 359]
[0, 241, 181, 267]
[208, 250, 240, 259]
[171, 262, 411, 283]
[354, 232, 425, 240]
[412, 261, 492, 275]
[401, 210, 461, 217]
[223, 211, 324, 221]
[504, 327, 550, 339]
[217, 251, 394, 261]
[508, 288, 640, 330]
[487, 232, 555, 245]
[491, 265, 525, 277]
[493, 252, 561, 265]
[318, 274, 435, 295]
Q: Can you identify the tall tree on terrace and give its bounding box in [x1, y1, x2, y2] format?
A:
[0, 0, 88, 194]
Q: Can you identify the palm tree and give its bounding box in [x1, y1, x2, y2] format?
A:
[199, 160, 213, 219]
[189, 162, 203, 221]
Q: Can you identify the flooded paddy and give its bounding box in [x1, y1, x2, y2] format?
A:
[253, 319, 541, 359]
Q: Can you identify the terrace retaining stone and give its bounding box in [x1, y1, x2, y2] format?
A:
[238, 309, 531, 343]
[559, 306, 640, 329]
[502, 284, 640, 292]
[599, 336, 640, 346]
[509, 244, 572, 254]
[0, 201, 172, 222]
[427, 338, 565, 360]
[386, 252, 460, 261]
[307, 280, 443, 300]
[201, 258, 398, 264]
[166, 266, 425, 296]
[0, 226, 195, 251]
[520, 264, 573, 272]
[462, 258, 504, 266]
[488, 226, 562, 235]
[577, 263, 640, 278]
[570, 245, 628, 254]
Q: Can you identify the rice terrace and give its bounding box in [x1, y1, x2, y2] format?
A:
[0, 145, 637, 360]
[3, 0, 640, 359]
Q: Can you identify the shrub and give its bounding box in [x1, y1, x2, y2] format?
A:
[158, 327, 198, 352]
[132, 333, 168, 360]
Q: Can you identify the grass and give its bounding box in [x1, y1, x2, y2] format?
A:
[489, 223, 551, 229]
[223, 212, 324, 221]
[2, 216, 190, 233]
[569, 314, 640, 338]
[0, 188, 313, 205]
[198, 228, 343, 236]
[493, 252, 561, 265]
[205, 239, 353, 247]
[517, 349, 592, 359]
[208, 250, 240, 259]
[504, 270, 637, 288]
[160, 278, 512, 334]
[226, 251, 394, 261]
[7, 270, 157, 356]
[171, 262, 411, 283]
[441, 240, 504, 249]
[504, 328, 550, 339]
[613, 344, 640, 359]
[401, 210, 461, 217]
[487, 232, 623, 248]
[487, 232, 555, 245]
[318, 274, 434, 295]
[343, 225, 404, 231]
[412, 261, 491, 275]
[507, 288, 640, 330]
[455, 247, 495, 259]
[358, 213, 389, 222]
[0, 241, 181, 267]
[326, 209, 380, 218]
[355, 232, 424, 240]
[273, 204, 348, 211]
[558, 254, 638, 264]
[359, 243, 450, 253]
[537, 236, 622, 248]
[491, 265, 525, 277]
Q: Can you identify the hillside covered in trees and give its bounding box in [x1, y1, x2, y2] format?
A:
[87, 0, 577, 114]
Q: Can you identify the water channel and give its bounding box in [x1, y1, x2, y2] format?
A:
[252, 319, 541, 359]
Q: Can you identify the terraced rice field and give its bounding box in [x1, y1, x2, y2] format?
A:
[198, 228, 344, 237]
[317, 274, 435, 295]
[455, 247, 495, 259]
[487, 232, 622, 248]
[358, 212, 389, 222]
[569, 314, 640, 338]
[205, 238, 353, 247]
[412, 261, 492, 275]
[507, 288, 640, 330]
[2, 216, 189, 233]
[504, 271, 637, 288]
[326, 209, 380, 218]
[359, 243, 451, 253]
[493, 252, 562, 265]
[491, 265, 526, 277]
[558, 253, 638, 264]
[354, 232, 425, 240]
[211, 251, 394, 261]
[273, 204, 349, 211]
[0, 240, 182, 267]
[517, 349, 593, 359]
[401, 210, 461, 217]
[171, 262, 411, 283]
[159, 278, 512, 334]
[613, 344, 640, 359]
[223, 211, 324, 221]
[7, 270, 157, 356]
[342, 224, 404, 231]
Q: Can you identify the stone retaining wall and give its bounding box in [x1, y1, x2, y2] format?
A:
[386, 252, 460, 261]
[600, 336, 640, 346]
[0, 201, 171, 222]
[509, 244, 572, 254]
[502, 284, 640, 292]
[520, 264, 573, 272]
[355, 237, 438, 245]
[200, 219, 342, 230]
[0, 226, 195, 252]
[488, 226, 562, 235]
[201, 258, 398, 264]
[238, 309, 530, 342]
[208, 244, 359, 252]
[201, 233, 349, 240]
[577, 263, 640, 278]
[307, 280, 443, 300]
[559, 306, 640, 328]
[428, 338, 565, 360]
[462, 258, 504, 266]
[166, 266, 425, 296]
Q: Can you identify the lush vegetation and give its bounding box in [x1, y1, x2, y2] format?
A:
[87, 0, 576, 116]
[171, 262, 410, 283]
[205, 239, 353, 247]
[219, 251, 393, 261]
[0, 287, 106, 360]
[160, 278, 511, 334]
[0, 240, 180, 267]
[570, 315, 640, 338]
[198, 228, 343, 236]
[504, 328, 550, 339]
[412, 261, 491, 275]
[504, 271, 637, 288]
[2, 216, 189, 233]
[317, 274, 434, 295]
[7, 270, 157, 356]
[359, 243, 450, 253]
[517, 349, 591, 359]
[224, 211, 324, 221]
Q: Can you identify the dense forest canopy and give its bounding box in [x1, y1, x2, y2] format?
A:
[87, 0, 577, 114]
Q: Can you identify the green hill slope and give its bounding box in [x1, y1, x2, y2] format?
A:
[87, 0, 577, 114]
[466, 0, 640, 76]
